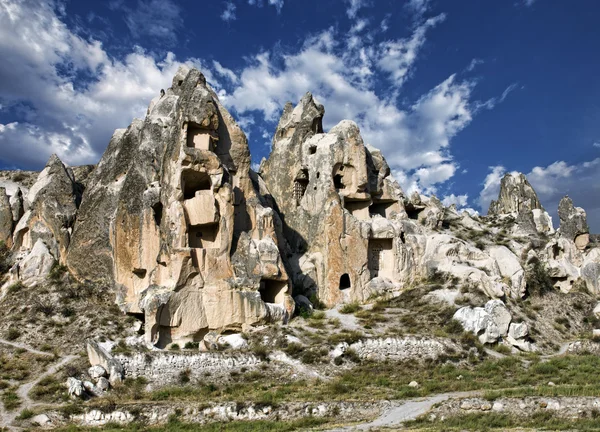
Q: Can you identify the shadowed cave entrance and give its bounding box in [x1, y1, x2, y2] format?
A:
[339, 273, 351, 290]
[259, 279, 287, 304]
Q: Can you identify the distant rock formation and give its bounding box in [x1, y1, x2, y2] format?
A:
[488, 173, 543, 215]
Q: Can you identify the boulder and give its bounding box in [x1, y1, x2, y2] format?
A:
[593, 302, 600, 319]
[331, 342, 349, 360]
[484, 300, 512, 336]
[31, 414, 51, 426]
[508, 322, 529, 340]
[558, 196, 589, 249]
[408, 381, 420, 388]
[67, 377, 84, 398]
[96, 377, 110, 392]
[86, 340, 124, 386]
[487, 246, 526, 299]
[453, 306, 499, 344]
[88, 365, 107, 380]
[19, 239, 55, 285]
[219, 333, 248, 350]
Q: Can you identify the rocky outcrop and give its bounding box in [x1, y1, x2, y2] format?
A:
[68, 66, 293, 348]
[488, 173, 543, 216]
[453, 300, 531, 350]
[260, 93, 408, 306]
[0, 188, 13, 247]
[12, 154, 78, 264]
[558, 196, 589, 250]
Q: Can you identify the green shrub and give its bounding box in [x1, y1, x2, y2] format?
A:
[0, 240, 10, 274]
[340, 302, 361, 314]
[16, 408, 35, 420]
[184, 341, 199, 350]
[525, 261, 553, 296]
[169, 344, 180, 351]
[6, 327, 21, 341]
[445, 319, 464, 335]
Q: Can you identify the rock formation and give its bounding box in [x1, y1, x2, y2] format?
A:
[260, 93, 407, 306]
[488, 173, 543, 216]
[0, 66, 598, 351]
[558, 196, 589, 250]
[67, 66, 293, 348]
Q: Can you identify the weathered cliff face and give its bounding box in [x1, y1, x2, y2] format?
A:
[67, 66, 292, 348]
[558, 196, 590, 250]
[260, 94, 408, 306]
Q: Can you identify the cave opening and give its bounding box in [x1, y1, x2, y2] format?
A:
[260, 279, 287, 304]
[339, 274, 351, 290]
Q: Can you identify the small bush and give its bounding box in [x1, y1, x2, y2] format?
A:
[445, 319, 464, 335]
[184, 341, 199, 350]
[17, 408, 35, 420]
[169, 344, 180, 351]
[340, 302, 361, 314]
[6, 327, 21, 341]
[6, 281, 23, 294]
[525, 261, 553, 296]
[0, 240, 10, 274]
[49, 263, 68, 282]
[179, 369, 191, 384]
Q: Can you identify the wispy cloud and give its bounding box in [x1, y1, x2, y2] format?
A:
[113, 0, 183, 45]
[221, 1, 237, 21]
[345, 0, 370, 18]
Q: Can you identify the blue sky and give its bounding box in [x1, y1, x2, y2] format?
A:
[1, 0, 599, 231]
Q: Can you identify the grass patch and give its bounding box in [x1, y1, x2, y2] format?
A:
[52, 417, 331, 431]
[339, 302, 361, 314]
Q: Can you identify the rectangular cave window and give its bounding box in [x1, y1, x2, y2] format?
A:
[369, 201, 396, 218]
[182, 170, 211, 200]
[405, 206, 423, 220]
[368, 239, 394, 279]
[339, 274, 351, 290]
[188, 223, 219, 249]
[186, 123, 214, 151]
[260, 279, 287, 304]
[344, 200, 370, 220]
[293, 169, 309, 206]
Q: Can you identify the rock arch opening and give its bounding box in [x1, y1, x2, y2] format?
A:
[182, 171, 211, 200]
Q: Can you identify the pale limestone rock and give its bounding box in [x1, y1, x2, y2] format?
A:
[32, 414, 51, 426]
[487, 245, 526, 298]
[67, 377, 84, 397]
[453, 306, 499, 344]
[96, 377, 110, 392]
[408, 381, 419, 388]
[19, 239, 54, 285]
[508, 322, 529, 340]
[219, 333, 248, 350]
[484, 300, 512, 336]
[593, 302, 600, 319]
[86, 340, 124, 386]
[532, 209, 555, 234]
[88, 365, 107, 380]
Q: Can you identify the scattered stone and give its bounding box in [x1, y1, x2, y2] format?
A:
[88, 365, 107, 380]
[96, 377, 110, 392]
[408, 381, 419, 388]
[31, 414, 51, 426]
[67, 377, 85, 398]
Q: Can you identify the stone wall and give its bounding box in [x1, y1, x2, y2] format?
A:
[350, 336, 459, 361]
[114, 351, 262, 384]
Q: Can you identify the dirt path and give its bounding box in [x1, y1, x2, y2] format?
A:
[0, 338, 55, 357]
[328, 391, 480, 431]
[0, 354, 78, 431]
